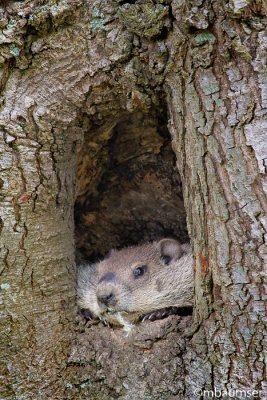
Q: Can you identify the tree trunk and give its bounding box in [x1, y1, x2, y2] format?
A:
[0, 1, 266, 399]
[166, 1, 267, 396]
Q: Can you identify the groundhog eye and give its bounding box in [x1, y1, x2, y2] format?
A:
[133, 265, 147, 278]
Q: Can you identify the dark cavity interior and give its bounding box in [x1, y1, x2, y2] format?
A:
[75, 106, 188, 263]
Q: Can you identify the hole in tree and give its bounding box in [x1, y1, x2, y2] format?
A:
[115, 0, 138, 4]
[74, 104, 188, 264]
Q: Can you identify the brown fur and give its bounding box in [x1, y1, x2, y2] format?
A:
[77, 239, 193, 330]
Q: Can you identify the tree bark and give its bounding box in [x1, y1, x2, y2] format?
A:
[166, 1, 267, 396]
[0, 1, 266, 399]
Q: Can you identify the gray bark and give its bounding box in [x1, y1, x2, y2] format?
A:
[0, 1, 266, 399]
[166, 1, 267, 396]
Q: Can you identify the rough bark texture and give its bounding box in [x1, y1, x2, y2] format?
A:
[0, 0, 266, 399]
[69, 315, 192, 400]
[166, 2, 267, 396]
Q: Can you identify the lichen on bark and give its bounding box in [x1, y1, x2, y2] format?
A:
[117, 2, 171, 39]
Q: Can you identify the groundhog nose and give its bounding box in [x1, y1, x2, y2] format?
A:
[97, 292, 116, 307]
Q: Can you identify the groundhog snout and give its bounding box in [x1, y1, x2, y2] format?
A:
[97, 288, 117, 307]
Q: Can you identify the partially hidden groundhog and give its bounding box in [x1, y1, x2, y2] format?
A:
[77, 239, 193, 332]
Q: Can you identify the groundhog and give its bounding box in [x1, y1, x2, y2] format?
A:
[77, 238, 193, 332]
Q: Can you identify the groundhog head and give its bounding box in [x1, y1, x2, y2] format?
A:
[77, 239, 193, 327]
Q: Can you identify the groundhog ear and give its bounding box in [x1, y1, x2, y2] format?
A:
[158, 239, 183, 265]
